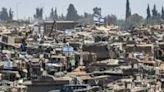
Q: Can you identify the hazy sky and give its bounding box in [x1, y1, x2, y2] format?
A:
[0, 0, 164, 19]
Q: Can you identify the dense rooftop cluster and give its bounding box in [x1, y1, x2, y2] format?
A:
[0, 21, 164, 92]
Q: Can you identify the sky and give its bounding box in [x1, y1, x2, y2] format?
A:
[0, 0, 164, 19]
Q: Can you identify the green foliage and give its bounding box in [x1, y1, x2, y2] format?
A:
[125, 0, 131, 20]
[116, 19, 125, 30]
[34, 8, 43, 20]
[144, 17, 164, 25]
[9, 8, 13, 21]
[93, 7, 101, 17]
[152, 4, 159, 18]
[78, 12, 94, 25]
[161, 7, 164, 19]
[0, 7, 13, 21]
[147, 4, 151, 19]
[66, 4, 79, 21]
[0, 7, 9, 21]
[49, 8, 58, 20]
[60, 14, 65, 20]
[54, 8, 58, 20]
[105, 15, 117, 25]
[50, 8, 54, 20]
[125, 13, 143, 30]
[145, 4, 164, 25]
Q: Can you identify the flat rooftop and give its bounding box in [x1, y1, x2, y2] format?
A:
[44, 21, 78, 24]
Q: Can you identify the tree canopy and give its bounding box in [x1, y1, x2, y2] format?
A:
[34, 8, 43, 20]
[66, 4, 79, 21]
[125, 0, 131, 20]
[152, 4, 158, 18]
[161, 7, 164, 19]
[93, 7, 101, 17]
[126, 13, 143, 30]
[105, 15, 117, 25]
[0, 7, 9, 21]
[49, 8, 58, 20]
[147, 4, 151, 19]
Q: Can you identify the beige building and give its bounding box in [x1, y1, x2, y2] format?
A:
[43, 21, 78, 35]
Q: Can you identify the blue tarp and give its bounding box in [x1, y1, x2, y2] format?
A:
[63, 46, 74, 55]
